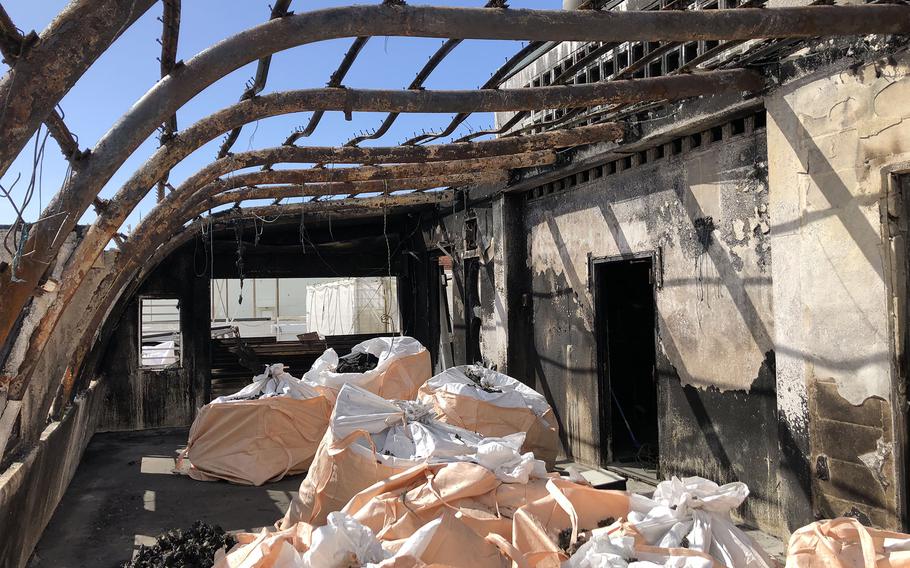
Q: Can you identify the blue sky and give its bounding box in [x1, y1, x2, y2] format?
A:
[0, 0, 553, 231]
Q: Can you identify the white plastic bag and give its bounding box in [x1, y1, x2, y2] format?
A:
[303, 512, 390, 567]
[333, 383, 546, 484]
[628, 477, 773, 568]
[564, 529, 716, 568]
[212, 363, 321, 403]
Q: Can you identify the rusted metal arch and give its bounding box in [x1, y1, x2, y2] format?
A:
[3, 3, 907, 357]
[200, 182, 466, 210]
[18, 124, 619, 386]
[0, 0, 157, 178]
[194, 151, 555, 194]
[59, 186, 458, 412]
[9, 68, 726, 362]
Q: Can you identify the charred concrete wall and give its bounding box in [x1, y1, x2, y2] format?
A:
[0, 380, 105, 568]
[96, 244, 210, 431]
[522, 123, 781, 532]
[767, 48, 910, 530]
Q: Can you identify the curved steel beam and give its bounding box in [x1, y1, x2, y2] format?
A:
[62, 182, 463, 409]
[0, 0, 157, 178]
[5, 126, 610, 397]
[8, 161, 509, 397]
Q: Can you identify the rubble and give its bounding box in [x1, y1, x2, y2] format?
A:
[125, 521, 235, 568]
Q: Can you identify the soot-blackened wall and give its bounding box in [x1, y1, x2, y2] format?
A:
[522, 121, 782, 533]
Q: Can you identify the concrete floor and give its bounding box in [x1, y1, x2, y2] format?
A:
[29, 428, 785, 567]
[28, 429, 302, 568]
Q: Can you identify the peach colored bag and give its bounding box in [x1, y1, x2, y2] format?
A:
[304, 336, 432, 401]
[510, 478, 721, 567]
[511, 477, 633, 567]
[279, 428, 414, 529]
[280, 383, 548, 530]
[786, 518, 910, 568]
[418, 366, 560, 469]
[179, 395, 332, 486]
[217, 512, 501, 568]
[344, 461, 552, 545]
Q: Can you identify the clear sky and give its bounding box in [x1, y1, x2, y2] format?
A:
[0, 0, 554, 233]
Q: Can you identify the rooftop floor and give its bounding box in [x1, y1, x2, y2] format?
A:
[29, 428, 785, 567]
[29, 428, 301, 568]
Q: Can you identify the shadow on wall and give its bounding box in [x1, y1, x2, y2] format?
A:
[770, 100, 885, 280]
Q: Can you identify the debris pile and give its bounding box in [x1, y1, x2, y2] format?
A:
[126, 521, 234, 568]
[170, 343, 837, 568]
[334, 350, 380, 374]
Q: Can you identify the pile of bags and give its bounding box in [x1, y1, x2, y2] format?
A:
[180, 336, 432, 486]
[187, 340, 910, 568]
[280, 383, 548, 528]
[215, 510, 510, 568]
[785, 518, 910, 567]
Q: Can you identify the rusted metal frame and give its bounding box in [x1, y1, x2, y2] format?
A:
[205, 182, 470, 209]
[156, 0, 181, 202]
[3, 5, 909, 365]
[0, 80, 624, 368]
[289, 37, 370, 142]
[5, 70, 742, 391]
[0, 6, 85, 165]
[204, 151, 555, 192]
[5, 134, 593, 396]
[62, 187, 452, 417]
[215, 0, 293, 158]
[343, 0, 506, 147]
[0, 0, 157, 179]
[401, 40, 552, 146]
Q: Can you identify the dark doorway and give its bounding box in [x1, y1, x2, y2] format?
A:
[463, 257, 482, 365]
[595, 256, 659, 469]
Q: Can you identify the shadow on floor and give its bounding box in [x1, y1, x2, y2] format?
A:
[29, 428, 303, 568]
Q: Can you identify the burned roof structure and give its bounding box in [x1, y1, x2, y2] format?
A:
[0, 0, 909, 565]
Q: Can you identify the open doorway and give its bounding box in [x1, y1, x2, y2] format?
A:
[595, 255, 659, 472]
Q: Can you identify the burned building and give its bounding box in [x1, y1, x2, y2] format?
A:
[0, 0, 909, 566]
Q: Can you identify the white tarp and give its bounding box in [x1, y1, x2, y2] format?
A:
[141, 340, 177, 367]
[627, 476, 775, 568]
[332, 383, 547, 484]
[213, 363, 322, 403]
[306, 277, 399, 336]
